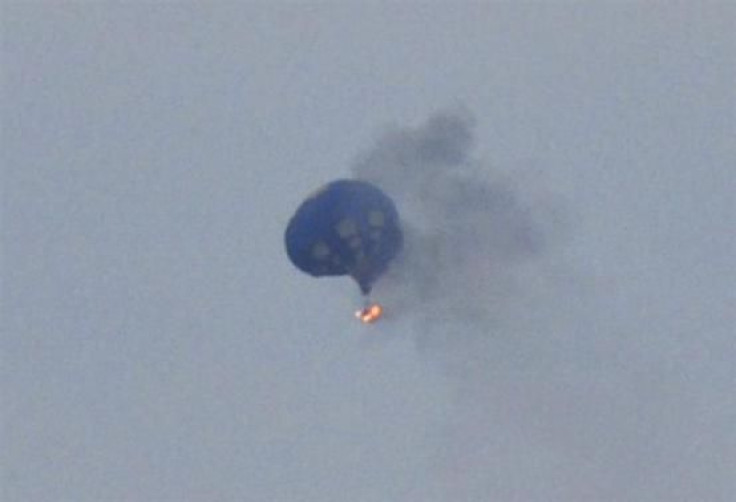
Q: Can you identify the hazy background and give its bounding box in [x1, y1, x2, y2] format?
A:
[3, 3, 734, 501]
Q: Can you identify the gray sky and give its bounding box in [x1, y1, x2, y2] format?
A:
[3, 3, 735, 501]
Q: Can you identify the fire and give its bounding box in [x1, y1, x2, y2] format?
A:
[355, 303, 383, 324]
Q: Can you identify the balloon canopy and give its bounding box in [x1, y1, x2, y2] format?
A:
[285, 179, 403, 294]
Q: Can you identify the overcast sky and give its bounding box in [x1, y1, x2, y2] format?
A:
[3, 3, 735, 501]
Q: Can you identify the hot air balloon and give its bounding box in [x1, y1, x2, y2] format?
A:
[285, 179, 403, 302]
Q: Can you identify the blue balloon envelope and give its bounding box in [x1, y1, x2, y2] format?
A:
[285, 179, 403, 294]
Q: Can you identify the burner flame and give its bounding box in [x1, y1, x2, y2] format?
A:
[355, 303, 383, 324]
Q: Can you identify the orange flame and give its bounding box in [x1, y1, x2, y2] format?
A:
[355, 303, 383, 324]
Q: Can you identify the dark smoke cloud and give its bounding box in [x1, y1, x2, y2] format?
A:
[349, 111, 731, 500]
[352, 110, 560, 330]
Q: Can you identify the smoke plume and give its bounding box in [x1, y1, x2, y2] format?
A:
[349, 111, 728, 501]
[352, 110, 563, 339]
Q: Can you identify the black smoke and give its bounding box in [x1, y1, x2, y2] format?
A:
[348, 111, 727, 500]
[352, 110, 562, 332]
